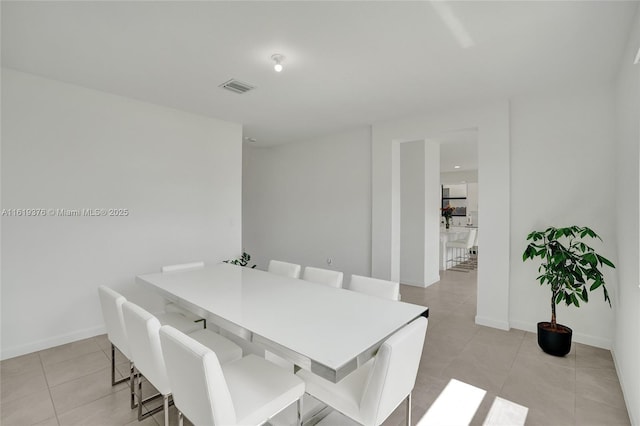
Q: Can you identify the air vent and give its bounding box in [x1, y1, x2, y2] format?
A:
[219, 79, 255, 94]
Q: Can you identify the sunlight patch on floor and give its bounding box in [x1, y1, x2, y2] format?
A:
[483, 396, 528, 426]
[417, 379, 528, 426]
[418, 379, 486, 426]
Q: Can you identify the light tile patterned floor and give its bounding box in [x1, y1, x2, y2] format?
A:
[0, 269, 630, 425]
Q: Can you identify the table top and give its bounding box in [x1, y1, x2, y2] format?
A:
[136, 263, 428, 382]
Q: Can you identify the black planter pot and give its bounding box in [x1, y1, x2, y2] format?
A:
[537, 322, 572, 357]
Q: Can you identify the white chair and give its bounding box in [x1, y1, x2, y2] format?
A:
[297, 317, 428, 426]
[161, 261, 205, 273]
[446, 228, 477, 268]
[97, 285, 205, 409]
[159, 325, 305, 426]
[161, 261, 207, 327]
[122, 301, 243, 424]
[97, 286, 133, 388]
[473, 229, 479, 255]
[268, 260, 302, 279]
[349, 275, 400, 301]
[302, 266, 344, 288]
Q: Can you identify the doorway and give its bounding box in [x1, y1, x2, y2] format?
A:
[398, 130, 479, 287]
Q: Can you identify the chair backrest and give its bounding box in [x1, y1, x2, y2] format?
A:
[97, 286, 130, 359]
[464, 229, 477, 249]
[122, 301, 171, 395]
[302, 267, 344, 288]
[161, 261, 205, 273]
[349, 275, 400, 301]
[360, 317, 428, 426]
[267, 260, 301, 279]
[159, 325, 236, 426]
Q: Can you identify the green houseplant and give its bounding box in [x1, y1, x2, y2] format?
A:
[522, 226, 614, 356]
[224, 252, 256, 268]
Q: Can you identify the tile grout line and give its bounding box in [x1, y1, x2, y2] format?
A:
[574, 351, 578, 423]
[38, 351, 60, 426]
[498, 332, 527, 396]
[44, 349, 110, 389]
[41, 342, 128, 422]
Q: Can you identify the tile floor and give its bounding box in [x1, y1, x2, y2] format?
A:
[0, 269, 630, 425]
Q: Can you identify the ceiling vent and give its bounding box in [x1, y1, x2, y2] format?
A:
[219, 79, 255, 94]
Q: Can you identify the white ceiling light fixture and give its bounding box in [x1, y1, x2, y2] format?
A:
[454, 165, 461, 169]
[271, 54, 285, 72]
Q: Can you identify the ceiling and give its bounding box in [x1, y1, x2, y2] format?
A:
[433, 129, 478, 173]
[2, 1, 637, 146]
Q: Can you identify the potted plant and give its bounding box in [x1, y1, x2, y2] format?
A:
[441, 205, 455, 229]
[522, 226, 614, 356]
[224, 252, 256, 268]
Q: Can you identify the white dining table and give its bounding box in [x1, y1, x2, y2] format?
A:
[136, 262, 428, 383]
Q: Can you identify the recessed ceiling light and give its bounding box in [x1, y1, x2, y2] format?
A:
[271, 54, 285, 72]
[454, 165, 461, 169]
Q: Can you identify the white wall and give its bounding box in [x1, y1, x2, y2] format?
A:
[1, 69, 242, 359]
[400, 141, 425, 286]
[613, 8, 640, 425]
[372, 102, 511, 330]
[423, 140, 441, 286]
[441, 170, 478, 185]
[242, 127, 371, 283]
[509, 84, 617, 349]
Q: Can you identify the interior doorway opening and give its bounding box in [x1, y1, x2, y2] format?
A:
[397, 128, 479, 288]
[438, 129, 479, 274]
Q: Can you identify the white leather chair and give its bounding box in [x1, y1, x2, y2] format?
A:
[97, 285, 205, 409]
[159, 325, 306, 426]
[297, 317, 428, 426]
[349, 275, 400, 301]
[161, 261, 207, 327]
[268, 260, 302, 278]
[122, 301, 242, 424]
[446, 228, 477, 268]
[161, 261, 205, 273]
[97, 286, 133, 388]
[302, 266, 344, 288]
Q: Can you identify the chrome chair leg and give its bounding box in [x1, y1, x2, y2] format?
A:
[110, 344, 128, 386]
[134, 366, 173, 421]
[178, 410, 184, 426]
[164, 395, 169, 426]
[130, 362, 136, 409]
[406, 392, 412, 426]
[136, 367, 144, 420]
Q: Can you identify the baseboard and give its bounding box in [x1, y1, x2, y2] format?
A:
[509, 320, 612, 349]
[401, 279, 426, 287]
[401, 274, 440, 288]
[611, 346, 638, 426]
[508, 320, 536, 334]
[475, 315, 510, 331]
[425, 274, 440, 287]
[1, 325, 106, 361]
